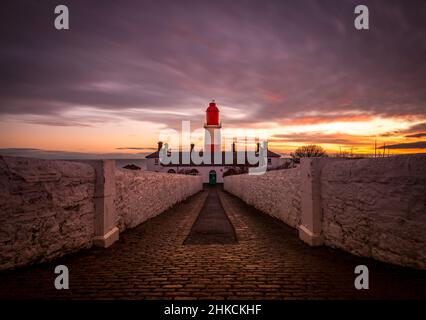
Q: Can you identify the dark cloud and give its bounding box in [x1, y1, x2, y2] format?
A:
[404, 122, 426, 133]
[0, 0, 425, 127]
[380, 141, 426, 149]
[382, 122, 426, 137]
[405, 133, 426, 138]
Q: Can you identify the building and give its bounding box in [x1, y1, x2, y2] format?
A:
[145, 101, 281, 184]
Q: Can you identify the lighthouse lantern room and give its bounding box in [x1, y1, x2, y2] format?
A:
[204, 100, 222, 152]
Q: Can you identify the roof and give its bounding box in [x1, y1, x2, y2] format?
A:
[266, 150, 281, 157]
[146, 151, 160, 158]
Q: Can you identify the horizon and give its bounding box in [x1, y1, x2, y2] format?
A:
[1, 146, 425, 161]
[1, 0, 425, 157]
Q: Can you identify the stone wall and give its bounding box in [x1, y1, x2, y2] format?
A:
[225, 156, 426, 270]
[224, 168, 301, 228]
[115, 170, 203, 231]
[0, 156, 96, 271]
[321, 155, 426, 270]
[0, 157, 203, 272]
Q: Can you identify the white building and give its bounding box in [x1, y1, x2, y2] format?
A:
[145, 101, 281, 184]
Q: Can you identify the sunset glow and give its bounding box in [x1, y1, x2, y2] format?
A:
[1, 0, 425, 159]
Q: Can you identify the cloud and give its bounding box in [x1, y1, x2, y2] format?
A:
[380, 141, 426, 149]
[279, 114, 375, 126]
[405, 122, 426, 133]
[405, 132, 426, 138]
[271, 132, 369, 146]
[382, 122, 426, 137]
[0, 0, 425, 130]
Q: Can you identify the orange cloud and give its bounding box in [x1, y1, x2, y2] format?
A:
[281, 115, 374, 126]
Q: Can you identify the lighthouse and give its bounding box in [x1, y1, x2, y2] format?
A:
[204, 100, 222, 153]
[145, 99, 282, 183]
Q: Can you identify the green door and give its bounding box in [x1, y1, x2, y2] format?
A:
[209, 171, 217, 185]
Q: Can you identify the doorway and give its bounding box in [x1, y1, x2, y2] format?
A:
[209, 170, 217, 185]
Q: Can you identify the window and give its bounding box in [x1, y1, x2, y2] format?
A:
[268, 158, 272, 164]
[189, 169, 199, 176]
[155, 158, 159, 165]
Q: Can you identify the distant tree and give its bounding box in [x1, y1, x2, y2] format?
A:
[290, 145, 328, 163]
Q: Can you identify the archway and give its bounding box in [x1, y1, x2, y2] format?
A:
[167, 169, 176, 173]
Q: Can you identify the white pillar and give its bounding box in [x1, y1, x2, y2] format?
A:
[298, 158, 325, 246]
[84, 160, 119, 248]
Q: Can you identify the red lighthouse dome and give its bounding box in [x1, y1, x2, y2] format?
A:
[206, 100, 219, 126]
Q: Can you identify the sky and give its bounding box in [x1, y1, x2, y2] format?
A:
[0, 0, 425, 158]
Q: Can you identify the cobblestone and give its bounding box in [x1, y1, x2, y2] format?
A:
[0, 186, 425, 299]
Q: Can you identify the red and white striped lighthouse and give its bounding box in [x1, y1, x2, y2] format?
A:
[204, 100, 222, 153]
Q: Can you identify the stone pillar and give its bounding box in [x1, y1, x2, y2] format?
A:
[86, 160, 119, 248]
[298, 158, 325, 246]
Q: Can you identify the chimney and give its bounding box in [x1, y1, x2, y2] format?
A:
[256, 142, 260, 153]
[157, 141, 163, 151]
[232, 142, 236, 152]
[190, 143, 195, 152]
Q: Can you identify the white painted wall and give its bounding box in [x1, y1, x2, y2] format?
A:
[0, 156, 203, 271]
[116, 170, 203, 231]
[146, 156, 281, 183]
[268, 157, 281, 169]
[0, 156, 97, 271]
[224, 156, 426, 270]
[147, 165, 225, 183]
[224, 168, 302, 228]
